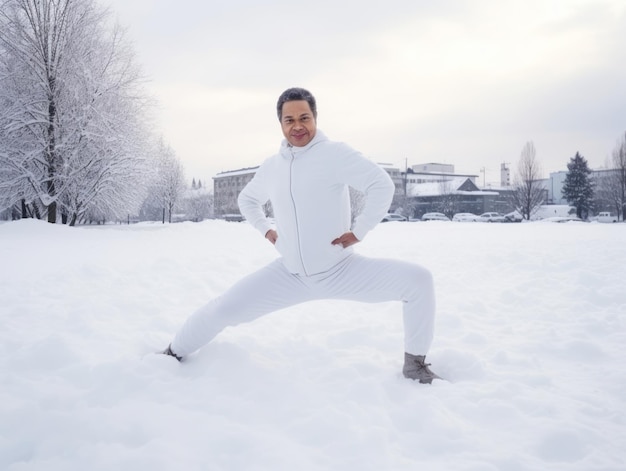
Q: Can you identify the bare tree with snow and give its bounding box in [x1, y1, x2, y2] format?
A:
[349, 186, 366, 225]
[184, 186, 214, 222]
[611, 133, 626, 220]
[511, 141, 545, 220]
[606, 133, 626, 220]
[0, 0, 152, 224]
[436, 179, 458, 218]
[144, 139, 186, 224]
[595, 134, 626, 221]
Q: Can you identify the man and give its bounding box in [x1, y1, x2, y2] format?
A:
[163, 87, 440, 383]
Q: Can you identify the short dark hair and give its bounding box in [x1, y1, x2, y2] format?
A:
[276, 87, 317, 121]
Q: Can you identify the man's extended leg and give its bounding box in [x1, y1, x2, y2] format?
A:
[169, 259, 313, 358]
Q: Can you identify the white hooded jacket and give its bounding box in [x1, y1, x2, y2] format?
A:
[238, 130, 394, 276]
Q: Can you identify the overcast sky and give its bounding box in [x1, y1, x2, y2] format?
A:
[105, 0, 626, 186]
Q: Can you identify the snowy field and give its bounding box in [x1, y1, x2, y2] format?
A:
[1, 218, 625, 471]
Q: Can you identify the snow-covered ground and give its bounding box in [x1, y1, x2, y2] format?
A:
[1, 218, 624, 471]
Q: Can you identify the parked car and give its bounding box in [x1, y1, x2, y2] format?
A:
[452, 212, 479, 222]
[479, 212, 506, 223]
[541, 216, 585, 223]
[422, 212, 450, 221]
[381, 213, 407, 222]
[596, 212, 618, 223]
[504, 211, 523, 223]
[222, 213, 245, 222]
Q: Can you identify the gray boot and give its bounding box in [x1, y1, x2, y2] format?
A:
[402, 353, 441, 383]
[162, 344, 182, 362]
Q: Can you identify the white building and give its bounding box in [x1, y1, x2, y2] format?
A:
[212, 167, 258, 216]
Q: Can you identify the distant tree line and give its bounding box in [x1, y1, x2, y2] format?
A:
[511, 133, 626, 221]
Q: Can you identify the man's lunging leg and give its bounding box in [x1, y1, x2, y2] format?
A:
[167, 259, 313, 359]
[318, 255, 440, 383]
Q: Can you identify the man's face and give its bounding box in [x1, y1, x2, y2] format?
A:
[280, 100, 317, 147]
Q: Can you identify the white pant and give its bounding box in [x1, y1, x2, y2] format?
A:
[171, 254, 435, 357]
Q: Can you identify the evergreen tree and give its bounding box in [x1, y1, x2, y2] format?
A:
[562, 152, 594, 219]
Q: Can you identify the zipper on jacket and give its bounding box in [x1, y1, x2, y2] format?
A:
[289, 149, 308, 275]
